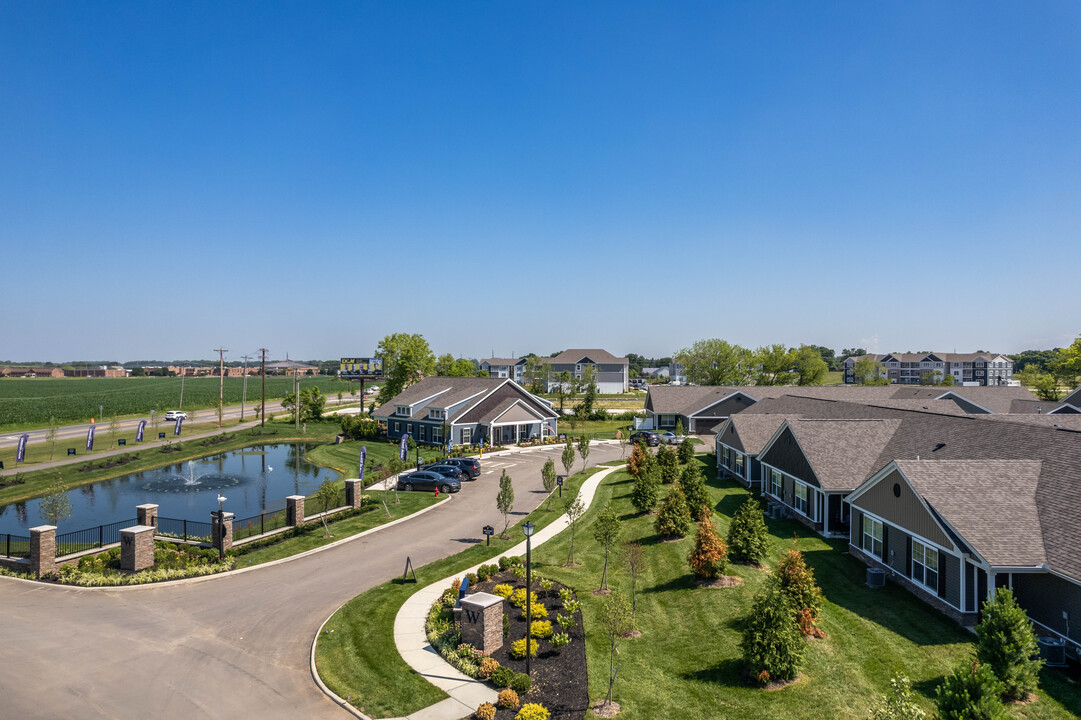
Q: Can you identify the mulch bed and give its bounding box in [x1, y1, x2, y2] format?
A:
[77, 454, 138, 472]
[697, 575, 743, 589]
[472, 570, 590, 720]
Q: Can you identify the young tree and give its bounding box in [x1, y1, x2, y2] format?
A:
[675, 419, 685, 439]
[677, 462, 710, 521]
[677, 436, 695, 465]
[281, 386, 327, 421]
[657, 445, 679, 484]
[867, 673, 926, 720]
[496, 470, 515, 538]
[561, 437, 576, 477]
[592, 503, 623, 591]
[727, 496, 771, 565]
[150, 407, 163, 438]
[541, 457, 558, 511]
[564, 490, 585, 565]
[654, 485, 693, 538]
[627, 441, 648, 477]
[598, 592, 634, 712]
[630, 460, 660, 514]
[375, 333, 437, 404]
[617, 428, 629, 457]
[975, 588, 1043, 701]
[688, 515, 728, 579]
[313, 479, 339, 537]
[554, 370, 573, 414]
[934, 661, 1007, 720]
[740, 580, 805, 686]
[46, 416, 59, 460]
[623, 542, 645, 622]
[109, 416, 121, 448]
[523, 355, 549, 394]
[576, 434, 591, 471]
[774, 549, 824, 636]
[39, 475, 73, 528]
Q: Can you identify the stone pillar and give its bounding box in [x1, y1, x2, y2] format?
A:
[29, 525, 56, 579]
[136, 503, 159, 529]
[460, 592, 505, 654]
[345, 479, 363, 509]
[120, 525, 156, 572]
[286, 495, 306, 526]
[211, 512, 234, 553]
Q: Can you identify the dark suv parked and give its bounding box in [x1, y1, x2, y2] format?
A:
[442, 457, 482, 478]
[629, 431, 660, 446]
[422, 463, 465, 482]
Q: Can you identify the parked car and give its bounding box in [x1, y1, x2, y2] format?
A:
[396, 471, 461, 494]
[164, 410, 187, 421]
[658, 431, 686, 445]
[629, 430, 660, 446]
[442, 457, 482, 478]
[421, 464, 465, 482]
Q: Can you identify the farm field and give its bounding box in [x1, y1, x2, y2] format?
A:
[0, 376, 358, 431]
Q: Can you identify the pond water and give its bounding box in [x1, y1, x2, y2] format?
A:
[0, 443, 339, 535]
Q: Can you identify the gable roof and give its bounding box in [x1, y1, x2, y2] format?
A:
[481, 357, 523, 367]
[1061, 386, 1081, 408]
[780, 419, 902, 490]
[546, 349, 628, 365]
[719, 414, 801, 454]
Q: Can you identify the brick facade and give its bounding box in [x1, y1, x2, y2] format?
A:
[212, 512, 234, 554]
[286, 495, 306, 526]
[29, 525, 56, 579]
[120, 526, 155, 572]
[136, 504, 159, 529]
[345, 479, 363, 509]
[460, 592, 505, 654]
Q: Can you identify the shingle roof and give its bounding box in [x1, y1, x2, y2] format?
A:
[722, 414, 802, 454]
[894, 460, 1045, 567]
[379, 377, 503, 410]
[785, 419, 902, 490]
[481, 358, 523, 366]
[1060, 386, 1081, 408]
[546, 349, 628, 365]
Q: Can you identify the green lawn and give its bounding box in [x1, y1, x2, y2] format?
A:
[525, 462, 1081, 720]
[560, 418, 633, 439]
[306, 441, 446, 485]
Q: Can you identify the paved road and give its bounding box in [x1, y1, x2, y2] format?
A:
[0, 442, 626, 720]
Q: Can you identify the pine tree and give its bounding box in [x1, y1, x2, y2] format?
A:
[740, 580, 804, 685]
[975, 588, 1043, 701]
[726, 496, 771, 564]
[627, 441, 648, 478]
[677, 462, 710, 521]
[657, 445, 679, 484]
[678, 436, 695, 464]
[630, 460, 660, 514]
[688, 515, 728, 579]
[774, 549, 824, 635]
[654, 485, 693, 538]
[934, 661, 1007, 720]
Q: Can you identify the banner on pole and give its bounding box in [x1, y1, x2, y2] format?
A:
[359, 445, 367, 480]
[86, 425, 95, 451]
[136, 420, 146, 443]
[16, 434, 29, 463]
[399, 433, 410, 462]
[174, 417, 183, 436]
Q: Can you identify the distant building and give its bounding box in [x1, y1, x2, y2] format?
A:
[843, 352, 1013, 386]
[264, 360, 318, 375]
[64, 367, 127, 378]
[479, 358, 526, 383]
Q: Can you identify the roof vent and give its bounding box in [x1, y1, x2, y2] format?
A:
[934, 442, 946, 452]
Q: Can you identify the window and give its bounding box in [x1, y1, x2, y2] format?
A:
[862, 516, 883, 559]
[794, 482, 809, 516]
[433, 425, 443, 444]
[735, 452, 745, 476]
[418, 425, 427, 442]
[912, 540, 939, 591]
[769, 469, 782, 498]
[396, 405, 410, 417]
[721, 446, 730, 467]
[660, 415, 676, 428]
[428, 408, 445, 420]
[393, 421, 401, 433]
[461, 428, 472, 445]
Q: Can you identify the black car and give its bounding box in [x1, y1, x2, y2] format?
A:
[422, 463, 466, 482]
[441, 457, 482, 478]
[629, 430, 660, 446]
[396, 471, 461, 494]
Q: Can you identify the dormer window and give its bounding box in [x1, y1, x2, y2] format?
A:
[396, 406, 411, 417]
[428, 408, 445, 420]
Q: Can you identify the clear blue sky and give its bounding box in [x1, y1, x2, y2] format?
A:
[2, 2, 1078, 363]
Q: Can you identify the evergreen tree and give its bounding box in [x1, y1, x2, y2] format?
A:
[688, 515, 728, 579]
[677, 462, 710, 520]
[740, 581, 804, 685]
[678, 436, 695, 464]
[727, 496, 771, 565]
[627, 441, 648, 477]
[630, 460, 660, 514]
[654, 485, 693, 538]
[975, 588, 1043, 701]
[657, 445, 679, 484]
[934, 662, 1007, 720]
[591, 503, 623, 590]
[774, 549, 824, 635]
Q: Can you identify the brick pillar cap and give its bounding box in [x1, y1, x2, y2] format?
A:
[29, 525, 57, 533]
[461, 592, 504, 610]
[345, 478, 361, 484]
[286, 495, 306, 500]
[136, 503, 159, 510]
[121, 525, 157, 534]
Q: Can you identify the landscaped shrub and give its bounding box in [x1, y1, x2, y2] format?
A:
[539, 577, 553, 593]
[474, 702, 497, 720]
[530, 620, 553, 638]
[934, 661, 1007, 720]
[465, 572, 478, 585]
[520, 602, 548, 620]
[562, 598, 581, 615]
[688, 515, 728, 579]
[727, 496, 770, 565]
[677, 462, 711, 520]
[478, 656, 500, 680]
[550, 632, 571, 649]
[558, 588, 574, 603]
[510, 672, 532, 693]
[476, 564, 492, 582]
[867, 672, 926, 720]
[498, 556, 513, 571]
[510, 637, 539, 659]
[657, 445, 679, 483]
[975, 587, 1043, 701]
[627, 441, 648, 477]
[492, 584, 514, 599]
[510, 588, 539, 609]
[456, 643, 479, 662]
[512, 564, 526, 579]
[491, 665, 514, 688]
[774, 549, 824, 635]
[497, 688, 520, 709]
[515, 702, 550, 720]
[678, 436, 695, 464]
[630, 461, 660, 514]
[740, 581, 804, 685]
[654, 485, 693, 538]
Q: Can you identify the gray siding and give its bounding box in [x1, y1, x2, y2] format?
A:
[853, 470, 954, 551]
[760, 426, 819, 487]
[851, 508, 863, 547]
[1012, 573, 1081, 646]
[944, 553, 961, 609]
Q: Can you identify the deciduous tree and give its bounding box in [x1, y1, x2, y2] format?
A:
[313, 479, 339, 537]
[599, 592, 634, 711]
[576, 434, 591, 471]
[39, 475, 72, 528]
[852, 356, 889, 385]
[564, 490, 585, 565]
[496, 470, 515, 538]
[753, 344, 797, 386]
[591, 503, 623, 590]
[376, 333, 436, 404]
[435, 353, 477, 377]
[561, 438, 576, 477]
[674, 338, 754, 386]
[541, 457, 558, 511]
[793, 345, 829, 386]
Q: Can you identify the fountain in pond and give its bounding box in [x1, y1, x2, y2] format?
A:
[140, 460, 245, 494]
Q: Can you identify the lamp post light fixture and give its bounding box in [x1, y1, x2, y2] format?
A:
[216, 494, 227, 560]
[523, 520, 535, 676]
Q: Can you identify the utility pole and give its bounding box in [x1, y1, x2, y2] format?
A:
[240, 354, 252, 421]
[259, 348, 268, 428]
[179, 374, 185, 410]
[294, 369, 300, 431]
[214, 347, 228, 428]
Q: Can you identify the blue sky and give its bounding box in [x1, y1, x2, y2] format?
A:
[2, 2, 1078, 363]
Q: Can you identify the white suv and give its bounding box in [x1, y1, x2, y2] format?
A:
[164, 410, 187, 421]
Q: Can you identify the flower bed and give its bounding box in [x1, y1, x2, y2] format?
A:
[425, 557, 589, 720]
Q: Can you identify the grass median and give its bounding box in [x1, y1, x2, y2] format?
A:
[314, 465, 605, 719]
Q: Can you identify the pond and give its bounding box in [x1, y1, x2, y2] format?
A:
[0, 443, 339, 535]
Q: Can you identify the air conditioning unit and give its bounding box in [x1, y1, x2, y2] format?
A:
[866, 567, 886, 589]
[1037, 637, 1067, 667]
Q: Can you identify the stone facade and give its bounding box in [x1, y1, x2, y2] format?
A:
[211, 512, 235, 554]
[459, 592, 505, 654]
[120, 525, 155, 572]
[345, 479, 363, 509]
[286, 495, 306, 526]
[136, 503, 159, 529]
[29, 525, 56, 579]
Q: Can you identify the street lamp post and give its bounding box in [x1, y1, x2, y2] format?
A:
[523, 520, 535, 677]
[216, 494, 227, 560]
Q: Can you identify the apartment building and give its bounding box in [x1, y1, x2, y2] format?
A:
[844, 352, 1013, 386]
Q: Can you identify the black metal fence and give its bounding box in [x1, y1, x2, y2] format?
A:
[0, 533, 31, 558]
[55, 518, 138, 558]
[232, 509, 289, 542]
[157, 517, 215, 543]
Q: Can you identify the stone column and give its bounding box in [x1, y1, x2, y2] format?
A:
[136, 504, 159, 529]
[211, 512, 235, 553]
[286, 495, 306, 526]
[345, 479, 363, 509]
[120, 525, 156, 572]
[459, 592, 505, 654]
[29, 525, 56, 579]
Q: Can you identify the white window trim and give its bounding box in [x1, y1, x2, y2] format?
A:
[735, 452, 745, 476]
[769, 469, 782, 499]
[396, 405, 411, 417]
[912, 539, 939, 592]
[794, 481, 810, 518]
[393, 421, 401, 433]
[863, 515, 883, 559]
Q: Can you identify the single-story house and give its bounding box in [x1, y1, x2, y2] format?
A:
[714, 414, 800, 488]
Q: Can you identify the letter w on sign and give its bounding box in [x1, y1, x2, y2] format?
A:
[463, 607, 480, 624]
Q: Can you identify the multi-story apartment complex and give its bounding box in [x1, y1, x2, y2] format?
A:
[481, 349, 630, 393]
[843, 352, 1013, 386]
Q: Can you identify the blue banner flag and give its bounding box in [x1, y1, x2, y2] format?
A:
[86, 425, 95, 451]
[136, 420, 146, 443]
[16, 434, 29, 463]
[359, 445, 367, 480]
[174, 417, 183, 436]
[399, 433, 410, 462]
